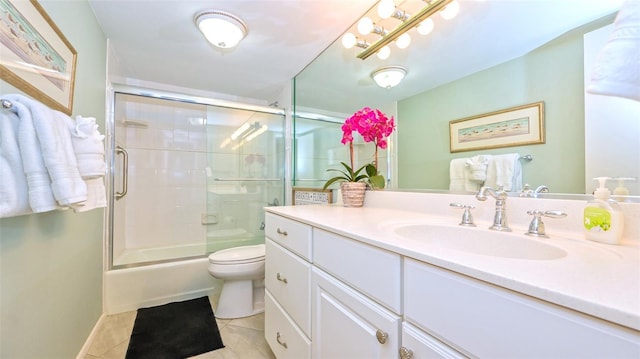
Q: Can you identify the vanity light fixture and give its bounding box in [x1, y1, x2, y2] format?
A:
[343, 0, 460, 60]
[195, 10, 247, 49]
[371, 66, 407, 88]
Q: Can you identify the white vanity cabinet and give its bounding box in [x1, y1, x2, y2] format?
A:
[264, 214, 312, 358]
[404, 258, 640, 358]
[312, 228, 402, 358]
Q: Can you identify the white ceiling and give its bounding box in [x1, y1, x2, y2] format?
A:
[88, 0, 623, 111]
[88, 0, 377, 104]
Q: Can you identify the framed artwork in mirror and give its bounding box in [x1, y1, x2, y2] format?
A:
[0, 0, 77, 114]
[449, 101, 545, 153]
[292, 187, 333, 205]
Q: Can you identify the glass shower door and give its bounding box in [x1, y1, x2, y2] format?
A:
[205, 107, 285, 253]
[109, 90, 285, 268]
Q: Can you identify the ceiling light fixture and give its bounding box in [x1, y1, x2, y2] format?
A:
[343, 0, 459, 60]
[371, 66, 407, 88]
[195, 10, 247, 49]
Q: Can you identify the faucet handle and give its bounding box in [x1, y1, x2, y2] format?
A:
[450, 203, 476, 227]
[525, 210, 567, 237]
[520, 184, 533, 197]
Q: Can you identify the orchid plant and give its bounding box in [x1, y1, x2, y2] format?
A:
[323, 107, 395, 190]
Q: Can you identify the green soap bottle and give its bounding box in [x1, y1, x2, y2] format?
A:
[584, 177, 624, 245]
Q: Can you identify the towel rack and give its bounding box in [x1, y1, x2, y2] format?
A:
[1, 99, 13, 110]
[519, 155, 533, 161]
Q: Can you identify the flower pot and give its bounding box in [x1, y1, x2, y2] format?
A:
[340, 182, 366, 207]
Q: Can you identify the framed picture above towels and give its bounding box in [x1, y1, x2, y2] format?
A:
[0, 0, 77, 115]
[449, 101, 545, 153]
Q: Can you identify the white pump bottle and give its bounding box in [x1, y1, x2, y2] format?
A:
[583, 177, 624, 245]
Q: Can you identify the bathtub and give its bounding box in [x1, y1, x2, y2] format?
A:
[105, 257, 221, 314]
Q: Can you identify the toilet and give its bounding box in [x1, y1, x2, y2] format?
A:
[208, 244, 266, 319]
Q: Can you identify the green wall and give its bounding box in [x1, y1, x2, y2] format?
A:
[0, 1, 106, 357]
[397, 20, 612, 194]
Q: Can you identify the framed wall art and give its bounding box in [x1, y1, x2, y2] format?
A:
[449, 101, 545, 153]
[0, 0, 77, 114]
[292, 187, 333, 205]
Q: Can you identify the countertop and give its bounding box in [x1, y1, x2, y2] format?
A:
[265, 204, 640, 331]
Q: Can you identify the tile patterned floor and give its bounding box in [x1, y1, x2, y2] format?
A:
[84, 296, 275, 359]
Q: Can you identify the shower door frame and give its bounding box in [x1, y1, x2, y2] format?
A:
[105, 84, 286, 270]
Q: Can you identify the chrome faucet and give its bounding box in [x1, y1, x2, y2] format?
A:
[533, 185, 549, 197]
[476, 186, 511, 231]
[520, 184, 549, 198]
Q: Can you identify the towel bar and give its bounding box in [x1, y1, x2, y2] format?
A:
[1, 99, 13, 110]
[519, 155, 533, 161]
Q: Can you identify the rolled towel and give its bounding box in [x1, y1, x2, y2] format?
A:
[70, 116, 105, 179]
[4, 97, 58, 213]
[0, 109, 31, 217]
[466, 155, 491, 182]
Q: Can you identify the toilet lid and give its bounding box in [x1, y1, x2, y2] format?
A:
[209, 244, 265, 264]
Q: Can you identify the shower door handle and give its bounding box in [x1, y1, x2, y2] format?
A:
[115, 146, 129, 200]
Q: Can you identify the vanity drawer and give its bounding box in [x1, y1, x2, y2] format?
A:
[404, 258, 640, 358]
[401, 322, 467, 359]
[265, 213, 312, 261]
[265, 238, 311, 336]
[265, 290, 311, 359]
[313, 228, 401, 314]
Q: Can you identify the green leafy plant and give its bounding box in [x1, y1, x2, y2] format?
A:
[322, 107, 395, 190]
[322, 162, 385, 190]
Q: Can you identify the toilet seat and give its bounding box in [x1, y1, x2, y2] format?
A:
[209, 244, 265, 265]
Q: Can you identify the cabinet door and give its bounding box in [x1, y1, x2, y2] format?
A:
[265, 238, 311, 336]
[312, 267, 400, 359]
[401, 322, 467, 359]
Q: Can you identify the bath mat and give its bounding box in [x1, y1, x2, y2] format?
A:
[125, 296, 224, 359]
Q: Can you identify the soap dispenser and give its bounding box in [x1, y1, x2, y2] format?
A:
[613, 177, 635, 201]
[584, 177, 624, 245]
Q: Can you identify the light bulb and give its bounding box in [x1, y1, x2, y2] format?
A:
[417, 18, 434, 35]
[377, 45, 391, 60]
[342, 33, 357, 49]
[357, 17, 374, 35]
[440, 0, 460, 20]
[378, 0, 396, 19]
[396, 33, 411, 49]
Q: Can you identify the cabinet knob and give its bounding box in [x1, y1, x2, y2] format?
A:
[276, 332, 288, 349]
[276, 272, 288, 284]
[375, 329, 388, 344]
[399, 346, 414, 359]
[276, 228, 288, 236]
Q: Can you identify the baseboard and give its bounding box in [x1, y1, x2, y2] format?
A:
[76, 312, 107, 359]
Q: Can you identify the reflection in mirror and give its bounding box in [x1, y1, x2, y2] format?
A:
[293, 0, 639, 198]
[292, 113, 390, 189]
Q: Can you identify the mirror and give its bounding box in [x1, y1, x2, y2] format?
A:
[294, 0, 639, 197]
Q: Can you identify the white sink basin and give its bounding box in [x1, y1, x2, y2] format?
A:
[391, 224, 567, 260]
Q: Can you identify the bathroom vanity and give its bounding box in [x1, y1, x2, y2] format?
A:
[264, 191, 640, 358]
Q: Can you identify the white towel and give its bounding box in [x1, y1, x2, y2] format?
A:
[466, 155, 491, 182]
[449, 158, 483, 192]
[0, 109, 31, 218]
[70, 116, 105, 179]
[449, 158, 467, 191]
[5, 94, 88, 206]
[587, 0, 640, 101]
[71, 177, 107, 213]
[485, 153, 523, 192]
[5, 98, 59, 213]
